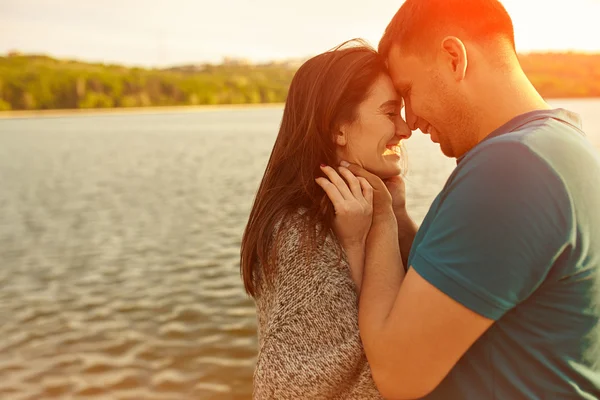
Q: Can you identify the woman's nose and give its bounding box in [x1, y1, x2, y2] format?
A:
[395, 115, 412, 140]
[398, 127, 412, 140]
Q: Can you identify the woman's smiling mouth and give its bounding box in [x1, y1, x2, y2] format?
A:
[384, 144, 401, 156]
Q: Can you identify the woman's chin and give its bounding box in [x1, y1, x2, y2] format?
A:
[372, 164, 402, 180]
[344, 158, 401, 180]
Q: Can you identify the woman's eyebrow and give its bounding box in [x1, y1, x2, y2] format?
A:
[379, 99, 399, 109]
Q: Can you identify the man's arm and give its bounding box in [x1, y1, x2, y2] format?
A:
[358, 211, 404, 331]
[349, 142, 570, 399]
[378, 270, 493, 399]
[358, 210, 492, 399]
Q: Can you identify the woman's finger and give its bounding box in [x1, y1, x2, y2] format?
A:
[340, 161, 386, 192]
[315, 177, 345, 209]
[338, 166, 363, 200]
[358, 177, 373, 205]
[320, 165, 353, 200]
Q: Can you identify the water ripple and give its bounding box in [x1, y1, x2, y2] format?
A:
[0, 101, 596, 398]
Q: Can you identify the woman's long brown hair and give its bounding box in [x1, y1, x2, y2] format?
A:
[240, 39, 388, 297]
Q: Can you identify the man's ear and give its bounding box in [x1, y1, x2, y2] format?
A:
[440, 36, 467, 81]
[335, 126, 348, 146]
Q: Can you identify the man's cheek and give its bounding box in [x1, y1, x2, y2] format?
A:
[407, 104, 425, 132]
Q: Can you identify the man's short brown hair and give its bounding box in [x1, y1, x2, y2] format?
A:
[379, 0, 516, 59]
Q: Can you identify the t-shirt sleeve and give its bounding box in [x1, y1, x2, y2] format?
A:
[411, 142, 573, 320]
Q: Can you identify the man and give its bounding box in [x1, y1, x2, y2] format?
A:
[344, 0, 600, 398]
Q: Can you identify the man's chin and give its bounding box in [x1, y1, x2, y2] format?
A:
[439, 143, 455, 158]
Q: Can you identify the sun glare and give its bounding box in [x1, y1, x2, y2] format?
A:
[500, 0, 600, 52]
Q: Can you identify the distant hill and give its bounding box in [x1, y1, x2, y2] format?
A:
[0, 52, 598, 111]
[519, 52, 600, 98]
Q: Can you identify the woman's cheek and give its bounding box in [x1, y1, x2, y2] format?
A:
[345, 144, 364, 166]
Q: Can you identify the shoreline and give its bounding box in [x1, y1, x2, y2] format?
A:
[0, 97, 598, 120]
[0, 103, 285, 120]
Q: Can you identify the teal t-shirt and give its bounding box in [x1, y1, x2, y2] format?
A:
[409, 109, 600, 399]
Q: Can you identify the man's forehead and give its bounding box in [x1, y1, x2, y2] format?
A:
[387, 45, 419, 78]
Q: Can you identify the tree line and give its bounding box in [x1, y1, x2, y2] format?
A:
[0, 52, 599, 111]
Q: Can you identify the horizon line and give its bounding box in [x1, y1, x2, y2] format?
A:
[3, 49, 600, 70]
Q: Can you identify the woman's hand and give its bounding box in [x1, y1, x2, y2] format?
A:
[316, 164, 373, 291]
[384, 175, 408, 217]
[339, 161, 394, 223]
[340, 162, 416, 273]
[316, 165, 373, 249]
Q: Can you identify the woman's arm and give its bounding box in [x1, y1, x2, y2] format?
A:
[315, 165, 374, 292]
[396, 209, 418, 270]
[344, 243, 366, 293]
[384, 175, 418, 270]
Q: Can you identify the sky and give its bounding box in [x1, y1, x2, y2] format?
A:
[1, 0, 600, 67]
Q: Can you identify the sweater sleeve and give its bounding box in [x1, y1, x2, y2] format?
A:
[253, 222, 368, 400]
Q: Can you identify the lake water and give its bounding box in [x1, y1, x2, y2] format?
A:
[0, 99, 598, 399]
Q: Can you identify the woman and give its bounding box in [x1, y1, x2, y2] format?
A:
[240, 39, 411, 399]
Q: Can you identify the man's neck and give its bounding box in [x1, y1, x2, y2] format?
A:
[472, 67, 550, 144]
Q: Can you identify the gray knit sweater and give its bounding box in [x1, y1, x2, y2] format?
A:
[252, 215, 383, 399]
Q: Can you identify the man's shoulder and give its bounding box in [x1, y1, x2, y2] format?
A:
[457, 116, 596, 190]
[452, 134, 564, 192]
[441, 129, 574, 232]
[486, 116, 592, 165]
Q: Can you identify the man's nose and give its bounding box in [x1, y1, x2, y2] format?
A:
[405, 105, 429, 134]
[404, 101, 419, 131]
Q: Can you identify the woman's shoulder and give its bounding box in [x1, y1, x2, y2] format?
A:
[273, 208, 343, 266]
[252, 208, 348, 291]
[252, 207, 352, 304]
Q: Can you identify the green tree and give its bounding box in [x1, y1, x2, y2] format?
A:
[0, 99, 11, 111]
[79, 92, 114, 108]
[0, 52, 598, 112]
